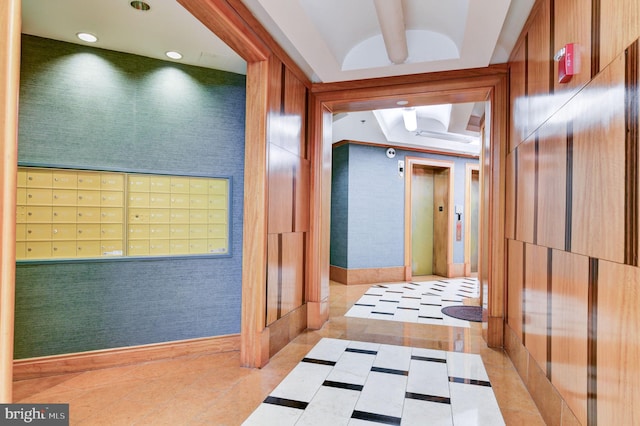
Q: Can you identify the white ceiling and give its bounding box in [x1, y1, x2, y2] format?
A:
[20, 0, 535, 156]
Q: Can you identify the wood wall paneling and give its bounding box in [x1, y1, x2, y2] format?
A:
[507, 239, 525, 339]
[515, 137, 536, 244]
[266, 234, 280, 325]
[599, 0, 640, 72]
[505, 151, 516, 240]
[510, 40, 528, 151]
[553, 0, 593, 95]
[527, 0, 552, 139]
[596, 260, 640, 425]
[536, 119, 567, 250]
[280, 232, 305, 317]
[268, 143, 295, 234]
[571, 52, 626, 263]
[524, 243, 548, 375]
[294, 158, 310, 233]
[283, 68, 308, 158]
[550, 249, 589, 426]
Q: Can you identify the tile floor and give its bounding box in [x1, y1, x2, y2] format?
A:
[243, 337, 504, 425]
[345, 278, 480, 328]
[12, 278, 546, 425]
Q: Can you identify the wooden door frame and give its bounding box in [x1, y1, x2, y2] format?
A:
[404, 157, 455, 280]
[465, 163, 481, 277]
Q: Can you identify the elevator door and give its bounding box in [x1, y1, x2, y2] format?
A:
[470, 169, 480, 272]
[411, 166, 434, 275]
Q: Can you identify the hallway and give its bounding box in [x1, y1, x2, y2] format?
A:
[12, 280, 544, 425]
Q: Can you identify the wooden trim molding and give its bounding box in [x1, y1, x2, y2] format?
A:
[0, 0, 21, 403]
[13, 335, 240, 381]
[333, 139, 479, 159]
[329, 265, 406, 285]
[464, 163, 481, 277]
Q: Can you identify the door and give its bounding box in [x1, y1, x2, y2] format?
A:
[411, 165, 434, 275]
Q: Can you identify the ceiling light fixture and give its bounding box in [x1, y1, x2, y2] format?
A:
[130, 1, 151, 11]
[373, 0, 408, 64]
[165, 51, 183, 60]
[76, 32, 98, 43]
[396, 100, 409, 106]
[402, 107, 417, 132]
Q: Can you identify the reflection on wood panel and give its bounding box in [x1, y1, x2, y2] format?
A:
[550, 249, 588, 426]
[294, 157, 310, 232]
[266, 232, 305, 324]
[268, 144, 294, 234]
[524, 243, 548, 375]
[282, 68, 307, 158]
[516, 137, 536, 244]
[597, 260, 640, 425]
[536, 120, 566, 251]
[510, 40, 527, 151]
[571, 52, 626, 264]
[507, 239, 524, 338]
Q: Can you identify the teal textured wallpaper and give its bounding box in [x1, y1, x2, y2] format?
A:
[15, 35, 246, 358]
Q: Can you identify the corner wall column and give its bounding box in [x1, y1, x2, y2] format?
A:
[0, 0, 21, 403]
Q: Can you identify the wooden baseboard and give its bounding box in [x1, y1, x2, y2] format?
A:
[329, 265, 405, 284]
[13, 334, 240, 381]
[447, 263, 466, 278]
[267, 304, 307, 358]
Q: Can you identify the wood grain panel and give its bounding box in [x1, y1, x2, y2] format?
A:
[505, 151, 516, 240]
[571, 52, 626, 263]
[524, 243, 548, 375]
[516, 137, 536, 243]
[599, 0, 639, 72]
[294, 157, 310, 233]
[267, 57, 284, 147]
[240, 59, 269, 368]
[510, 39, 528, 151]
[266, 234, 280, 325]
[507, 239, 525, 339]
[527, 0, 552, 138]
[537, 119, 567, 250]
[597, 260, 640, 425]
[0, 0, 20, 403]
[554, 0, 593, 94]
[282, 68, 307, 158]
[280, 232, 305, 317]
[550, 249, 589, 426]
[268, 143, 294, 234]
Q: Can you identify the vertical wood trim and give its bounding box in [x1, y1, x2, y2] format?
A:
[587, 257, 599, 426]
[549, 0, 555, 94]
[306, 99, 332, 329]
[464, 163, 480, 277]
[524, 34, 529, 137]
[591, 0, 601, 78]
[522, 243, 527, 345]
[276, 234, 283, 319]
[0, 0, 20, 403]
[513, 148, 519, 241]
[533, 133, 539, 245]
[565, 121, 574, 252]
[240, 59, 270, 368]
[625, 41, 639, 266]
[546, 247, 553, 380]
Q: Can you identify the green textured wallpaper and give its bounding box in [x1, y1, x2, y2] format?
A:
[15, 35, 246, 359]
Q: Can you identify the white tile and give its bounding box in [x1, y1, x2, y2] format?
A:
[418, 305, 443, 318]
[392, 308, 419, 323]
[357, 295, 383, 305]
[345, 305, 373, 318]
[446, 352, 489, 382]
[373, 343, 412, 371]
[354, 371, 407, 418]
[442, 316, 471, 328]
[241, 403, 303, 426]
[406, 358, 450, 398]
[368, 313, 396, 321]
[449, 382, 505, 426]
[412, 347, 447, 360]
[296, 386, 360, 426]
[347, 341, 380, 352]
[270, 362, 333, 402]
[327, 351, 375, 386]
[401, 398, 453, 426]
[416, 317, 445, 326]
[348, 419, 384, 426]
[397, 297, 421, 309]
[304, 338, 351, 362]
[371, 301, 397, 314]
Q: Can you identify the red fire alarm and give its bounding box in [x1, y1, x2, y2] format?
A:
[555, 43, 579, 83]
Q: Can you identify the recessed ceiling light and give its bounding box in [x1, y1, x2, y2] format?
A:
[130, 1, 151, 11]
[165, 51, 183, 60]
[396, 100, 409, 106]
[76, 33, 98, 43]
